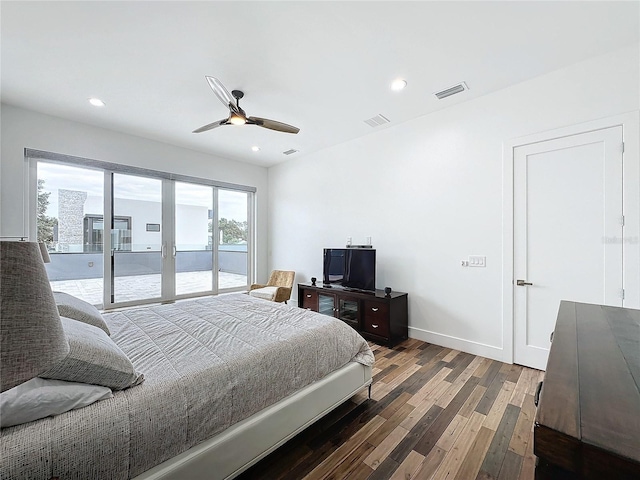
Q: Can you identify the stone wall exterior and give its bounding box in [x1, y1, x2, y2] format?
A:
[57, 189, 87, 252]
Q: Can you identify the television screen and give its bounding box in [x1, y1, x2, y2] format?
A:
[323, 248, 376, 291]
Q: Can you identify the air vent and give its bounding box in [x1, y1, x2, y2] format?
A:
[364, 114, 390, 128]
[434, 82, 468, 100]
[283, 149, 298, 155]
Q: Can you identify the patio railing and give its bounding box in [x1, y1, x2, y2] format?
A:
[45, 248, 247, 281]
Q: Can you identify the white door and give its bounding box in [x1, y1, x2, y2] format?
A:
[513, 126, 624, 370]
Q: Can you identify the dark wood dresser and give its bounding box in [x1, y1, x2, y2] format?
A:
[534, 301, 640, 479]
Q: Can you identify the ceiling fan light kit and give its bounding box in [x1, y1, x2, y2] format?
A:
[193, 76, 300, 135]
[229, 113, 246, 125]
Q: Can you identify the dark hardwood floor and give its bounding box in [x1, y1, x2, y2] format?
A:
[239, 338, 544, 480]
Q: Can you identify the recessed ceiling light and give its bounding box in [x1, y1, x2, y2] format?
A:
[251, 146, 260, 152]
[88, 97, 106, 107]
[390, 79, 407, 91]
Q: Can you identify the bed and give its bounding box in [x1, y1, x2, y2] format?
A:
[0, 293, 374, 480]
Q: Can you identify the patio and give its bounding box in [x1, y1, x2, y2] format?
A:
[50, 270, 248, 307]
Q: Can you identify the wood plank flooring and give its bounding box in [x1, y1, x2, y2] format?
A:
[238, 338, 544, 480]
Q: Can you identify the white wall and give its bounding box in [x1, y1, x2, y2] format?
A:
[268, 44, 640, 362]
[0, 104, 269, 280]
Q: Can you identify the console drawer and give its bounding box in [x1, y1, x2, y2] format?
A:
[363, 301, 390, 337]
[301, 290, 318, 310]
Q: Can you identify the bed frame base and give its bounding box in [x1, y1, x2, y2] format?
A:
[134, 362, 372, 480]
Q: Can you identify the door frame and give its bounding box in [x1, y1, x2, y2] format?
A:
[501, 111, 640, 365]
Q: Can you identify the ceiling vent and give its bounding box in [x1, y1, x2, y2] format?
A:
[434, 82, 469, 100]
[283, 149, 298, 155]
[364, 114, 390, 128]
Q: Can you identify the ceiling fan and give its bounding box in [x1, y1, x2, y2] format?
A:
[193, 76, 300, 134]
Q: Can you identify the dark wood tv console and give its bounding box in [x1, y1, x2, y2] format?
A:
[534, 301, 640, 479]
[297, 283, 408, 347]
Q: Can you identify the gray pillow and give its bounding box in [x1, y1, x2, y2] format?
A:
[1, 242, 69, 392]
[53, 292, 111, 336]
[40, 317, 144, 391]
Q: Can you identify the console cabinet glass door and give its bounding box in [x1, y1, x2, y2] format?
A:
[338, 297, 359, 327]
[318, 293, 336, 317]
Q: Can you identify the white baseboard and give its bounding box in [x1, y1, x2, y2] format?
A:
[408, 327, 505, 363]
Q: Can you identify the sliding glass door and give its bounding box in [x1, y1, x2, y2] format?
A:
[175, 182, 214, 296]
[218, 189, 251, 290]
[34, 154, 254, 309]
[36, 162, 105, 306]
[111, 173, 163, 304]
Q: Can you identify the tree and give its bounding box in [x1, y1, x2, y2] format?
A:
[216, 217, 247, 244]
[37, 179, 57, 245]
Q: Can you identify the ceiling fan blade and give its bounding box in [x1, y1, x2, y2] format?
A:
[192, 119, 227, 133]
[205, 76, 239, 113]
[248, 116, 300, 134]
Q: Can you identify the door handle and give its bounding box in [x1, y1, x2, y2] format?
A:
[516, 279, 533, 286]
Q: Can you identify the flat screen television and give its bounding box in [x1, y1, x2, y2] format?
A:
[323, 248, 376, 291]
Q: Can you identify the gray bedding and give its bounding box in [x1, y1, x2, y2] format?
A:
[0, 293, 374, 479]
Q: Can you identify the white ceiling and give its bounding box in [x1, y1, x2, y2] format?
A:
[2, 1, 638, 167]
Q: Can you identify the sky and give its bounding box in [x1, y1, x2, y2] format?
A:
[38, 162, 248, 221]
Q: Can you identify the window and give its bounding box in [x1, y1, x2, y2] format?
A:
[32, 151, 256, 308]
[84, 215, 131, 252]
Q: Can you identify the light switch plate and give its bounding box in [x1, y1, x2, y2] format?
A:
[468, 255, 486, 267]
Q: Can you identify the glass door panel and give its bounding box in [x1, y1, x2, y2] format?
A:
[217, 189, 249, 289]
[339, 298, 359, 327]
[37, 162, 104, 306]
[318, 293, 336, 317]
[175, 182, 214, 296]
[112, 173, 162, 303]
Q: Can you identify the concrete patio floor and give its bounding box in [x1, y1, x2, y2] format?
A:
[50, 270, 248, 307]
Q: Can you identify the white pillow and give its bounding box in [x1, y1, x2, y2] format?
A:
[0, 377, 113, 428]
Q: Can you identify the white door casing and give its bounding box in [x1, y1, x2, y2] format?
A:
[512, 126, 624, 370]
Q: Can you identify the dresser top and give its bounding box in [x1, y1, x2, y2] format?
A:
[536, 301, 640, 464]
